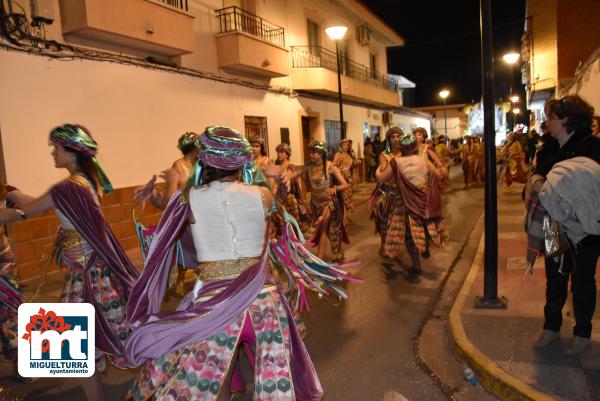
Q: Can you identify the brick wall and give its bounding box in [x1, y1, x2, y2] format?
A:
[529, 0, 558, 91]
[10, 185, 163, 281]
[557, 0, 600, 85]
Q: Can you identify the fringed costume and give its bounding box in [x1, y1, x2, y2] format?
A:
[306, 161, 348, 261]
[503, 139, 528, 185]
[333, 144, 354, 213]
[48, 125, 138, 370]
[126, 126, 360, 401]
[383, 133, 448, 273]
[0, 183, 19, 361]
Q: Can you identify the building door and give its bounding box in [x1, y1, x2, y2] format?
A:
[244, 116, 268, 155]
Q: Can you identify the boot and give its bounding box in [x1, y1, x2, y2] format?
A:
[408, 249, 422, 275]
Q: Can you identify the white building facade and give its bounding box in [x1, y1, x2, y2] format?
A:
[0, 0, 430, 194]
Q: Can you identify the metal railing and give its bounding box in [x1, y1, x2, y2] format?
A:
[215, 6, 285, 48]
[149, 0, 188, 12]
[291, 46, 398, 92]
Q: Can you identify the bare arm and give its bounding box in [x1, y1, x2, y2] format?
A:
[329, 165, 350, 192]
[6, 190, 37, 207]
[164, 164, 184, 203]
[426, 160, 444, 179]
[0, 192, 55, 224]
[376, 154, 392, 183]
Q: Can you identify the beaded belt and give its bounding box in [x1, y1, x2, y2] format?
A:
[195, 257, 260, 281]
[60, 229, 85, 249]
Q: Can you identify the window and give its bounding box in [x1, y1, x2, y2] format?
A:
[307, 19, 320, 55]
[369, 53, 377, 79]
[244, 116, 269, 155]
[324, 119, 346, 159]
[370, 125, 381, 141]
[280, 127, 290, 145]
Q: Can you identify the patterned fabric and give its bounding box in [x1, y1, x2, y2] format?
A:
[57, 230, 130, 370]
[334, 153, 354, 213]
[0, 248, 18, 361]
[524, 175, 547, 272]
[370, 185, 400, 241]
[310, 193, 346, 258]
[384, 171, 447, 258]
[505, 156, 528, 185]
[128, 289, 295, 401]
[306, 163, 348, 259]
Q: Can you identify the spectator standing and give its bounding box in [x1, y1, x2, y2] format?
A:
[532, 95, 600, 355]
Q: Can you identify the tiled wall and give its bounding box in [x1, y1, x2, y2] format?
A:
[10, 186, 163, 281]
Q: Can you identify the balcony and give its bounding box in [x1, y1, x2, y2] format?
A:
[59, 0, 194, 57]
[215, 6, 288, 78]
[290, 46, 400, 108]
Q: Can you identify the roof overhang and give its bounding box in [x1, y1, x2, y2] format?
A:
[334, 0, 404, 47]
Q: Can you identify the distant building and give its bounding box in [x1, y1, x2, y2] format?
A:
[0, 0, 433, 280]
[414, 104, 468, 139]
[522, 0, 600, 122]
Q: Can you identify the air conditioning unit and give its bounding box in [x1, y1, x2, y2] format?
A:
[357, 25, 371, 45]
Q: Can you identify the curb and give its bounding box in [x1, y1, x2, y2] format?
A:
[448, 234, 556, 401]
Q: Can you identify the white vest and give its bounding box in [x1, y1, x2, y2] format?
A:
[189, 181, 266, 262]
[397, 155, 428, 188]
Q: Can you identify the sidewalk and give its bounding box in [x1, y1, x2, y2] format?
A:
[450, 183, 600, 401]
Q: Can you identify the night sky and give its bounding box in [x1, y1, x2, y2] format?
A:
[363, 0, 526, 107]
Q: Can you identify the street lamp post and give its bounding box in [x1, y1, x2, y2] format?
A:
[325, 25, 348, 139]
[439, 89, 450, 138]
[503, 52, 520, 130]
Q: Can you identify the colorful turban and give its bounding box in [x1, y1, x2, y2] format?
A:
[177, 132, 200, 153]
[49, 124, 113, 194]
[50, 124, 98, 157]
[275, 143, 291, 156]
[188, 126, 261, 187]
[308, 140, 329, 159]
[384, 126, 404, 153]
[399, 132, 418, 155]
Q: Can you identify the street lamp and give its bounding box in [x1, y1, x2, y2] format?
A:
[326, 25, 348, 139]
[503, 52, 520, 130]
[510, 95, 519, 103]
[439, 89, 450, 138]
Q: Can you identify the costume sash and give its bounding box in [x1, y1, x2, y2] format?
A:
[125, 191, 268, 366]
[50, 178, 138, 356]
[391, 158, 442, 220]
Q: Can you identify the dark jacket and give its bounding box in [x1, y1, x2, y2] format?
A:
[533, 128, 590, 177]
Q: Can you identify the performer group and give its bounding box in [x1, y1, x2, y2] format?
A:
[0, 121, 451, 401]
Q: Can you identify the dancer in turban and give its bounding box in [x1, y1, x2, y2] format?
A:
[125, 127, 359, 401]
[0, 124, 138, 401]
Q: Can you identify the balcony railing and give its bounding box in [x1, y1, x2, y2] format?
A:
[148, 0, 188, 12]
[291, 46, 398, 92]
[215, 6, 285, 48]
